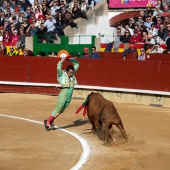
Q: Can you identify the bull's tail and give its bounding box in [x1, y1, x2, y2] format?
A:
[75, 93, 93, 118]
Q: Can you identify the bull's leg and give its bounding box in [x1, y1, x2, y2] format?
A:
[100, 121, 113, 145]
[116, 122, 128, 140]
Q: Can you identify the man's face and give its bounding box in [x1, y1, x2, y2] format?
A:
[92, 48, 96, 53]
[66, 69, 74, 78]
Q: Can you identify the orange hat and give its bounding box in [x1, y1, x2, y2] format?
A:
[84, 48, 89, 52]
[129, 44, 135, 48]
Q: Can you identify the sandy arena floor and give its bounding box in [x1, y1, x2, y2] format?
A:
[0, 93, 170, 170]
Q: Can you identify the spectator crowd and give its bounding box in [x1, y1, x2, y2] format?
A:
[0, 0, 100, 56]
[113, 1, 170, 56]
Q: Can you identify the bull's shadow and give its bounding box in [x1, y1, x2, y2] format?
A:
[60, 119, 89, 129]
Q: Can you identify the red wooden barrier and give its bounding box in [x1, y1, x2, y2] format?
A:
[0, 56, 170, 94]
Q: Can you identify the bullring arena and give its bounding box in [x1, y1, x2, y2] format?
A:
[0, 92, 170, 170]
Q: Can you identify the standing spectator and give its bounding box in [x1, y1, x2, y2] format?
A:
[36, 22, 47, 43]
[44, 57, 79, 131]
[82, 47, 91, 58]
[81, 0, 89, 12]
[90, 46, 100, 58]
[44, 15, 57, 43]
[18, 28, 25, 51]
[72, 2, 81, 19]
[137, 48, 146, 60]
[122, 44, 137, 60]
[113, 28, 122, 52]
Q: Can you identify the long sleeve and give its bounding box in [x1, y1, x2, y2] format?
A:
[68, 58, 79, 73]
[57, 60, 64, 77]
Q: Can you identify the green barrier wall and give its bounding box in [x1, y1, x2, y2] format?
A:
[33, 35, 96, 56]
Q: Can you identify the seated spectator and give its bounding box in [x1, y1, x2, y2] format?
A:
[153, 5, 163, 17]
[135, 15, 144, 25]
[3, 28, 12, 42]
[128, 17, 135, 29]
[163, 45, 170, 53]
[150, 33, 164, 45]
[125, 23, 134, 36]
[140, 30, 148, 43]
[120, 29, 131, 44]
[137, 48, 146, 60]
[154, 17, 163, 30]
[82, 47, 90, 58]
[148, 23, 158, 36]
[145, 16, 154, 29]
[130, 30, 142, 44]
[22, 48, 33, 56]
[149, 43, 164, 53]
[26, 23, 38, 36]
[72, 2, 82, 19]
[90, 46, 100, 58]
[122, 44, 137, 60]
[11, 30, 19, 43]
[158, 23, 166, 40]
[7, 46, 19, 56]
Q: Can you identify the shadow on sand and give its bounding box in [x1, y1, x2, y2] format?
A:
[60, 119, 89, 129]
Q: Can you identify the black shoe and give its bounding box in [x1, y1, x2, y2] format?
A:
[50, 123, 56, 130]
[44, 120, 51, 131]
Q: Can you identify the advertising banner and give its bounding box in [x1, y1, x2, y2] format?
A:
[109, 0, 157, 8]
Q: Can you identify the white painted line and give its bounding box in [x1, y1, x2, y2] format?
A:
[0, 114, 90, 170]
[0, 80, 170, 96]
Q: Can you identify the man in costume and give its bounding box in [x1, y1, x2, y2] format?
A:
[44, 56, 79, 131]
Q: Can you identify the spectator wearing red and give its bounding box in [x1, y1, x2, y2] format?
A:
[82, 47, 91, 58]
[130, 30, 142, 43]
[3, 28, 12, 42]
[11, 30, 19, 43]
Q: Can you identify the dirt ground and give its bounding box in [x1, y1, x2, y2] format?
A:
[0, 93, 170, 170]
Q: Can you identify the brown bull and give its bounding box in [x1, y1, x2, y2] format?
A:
[86, 92, 128, 144]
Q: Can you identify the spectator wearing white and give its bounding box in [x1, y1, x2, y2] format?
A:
[149, 43, 164, 53]
[51, 2, 60, 15]
[150, 33, 164, 45]
[115, 23, 125, 36]
[69, 0, 78, 10]
[44, 16, 56, 32]
[148, 23, 158, 36]
[81, 0, 89, 12]
[18, 10, 27, 23]
[145, 16, 154, 29]
[153, 5, 163, 17]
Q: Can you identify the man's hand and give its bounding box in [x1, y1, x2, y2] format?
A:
[61, 57, 66, 62]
